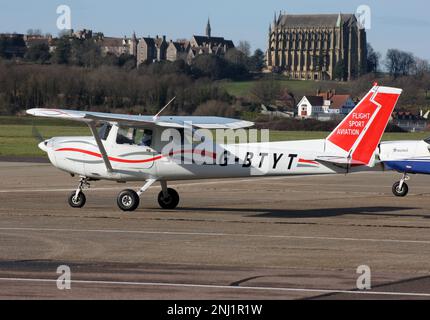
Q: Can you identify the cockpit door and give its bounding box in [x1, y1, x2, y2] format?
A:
[107, 125, 157, 170]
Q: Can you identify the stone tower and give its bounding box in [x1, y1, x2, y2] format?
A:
[131, 31, 138, 57]
[206, 18, 211, 38]
[266, 12, 367, 81]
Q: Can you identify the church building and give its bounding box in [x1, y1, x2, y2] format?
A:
[267, 12, 367, 81]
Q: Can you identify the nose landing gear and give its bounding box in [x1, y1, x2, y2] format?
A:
[68, 177, 90, 208]
[392, 173, 409, 197]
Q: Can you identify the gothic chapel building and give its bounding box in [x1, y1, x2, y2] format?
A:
[266, 12, 367, 80]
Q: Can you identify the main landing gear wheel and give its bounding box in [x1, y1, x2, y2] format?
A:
[68, 191, 86, 208]
[117, 189, 140, 212]
[392, 181, 409, 197]
[158, 188, 180, 209]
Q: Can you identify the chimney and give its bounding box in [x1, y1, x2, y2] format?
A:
[163, 35, 166, 42]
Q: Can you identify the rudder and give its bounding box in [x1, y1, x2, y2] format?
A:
[326, 84, 402, 166]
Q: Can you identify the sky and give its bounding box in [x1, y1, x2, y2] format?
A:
[0, 0, 429, 60]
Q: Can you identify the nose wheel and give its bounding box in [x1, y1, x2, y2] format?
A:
[392, 173, 409, 197]
[68, 177, 89, 208]
[68, 191, 86, 208]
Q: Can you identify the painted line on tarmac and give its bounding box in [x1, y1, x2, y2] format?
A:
[0, 227, 429, 245]
[0, 277, 429, 297]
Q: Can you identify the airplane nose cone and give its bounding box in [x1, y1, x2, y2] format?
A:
[38, 140, 49, 152]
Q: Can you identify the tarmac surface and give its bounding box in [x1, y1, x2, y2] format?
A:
[1, 161, 430, 299]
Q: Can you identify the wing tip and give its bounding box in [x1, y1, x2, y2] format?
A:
[26, 108, 37, 116]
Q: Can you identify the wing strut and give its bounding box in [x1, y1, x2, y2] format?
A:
[87, 121, 113, 172]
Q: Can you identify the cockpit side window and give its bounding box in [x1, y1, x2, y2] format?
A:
[116, 126, 153, 147]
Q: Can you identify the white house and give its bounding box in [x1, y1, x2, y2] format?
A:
[297, 91, 356, 120]
[297, 96, 324, 118]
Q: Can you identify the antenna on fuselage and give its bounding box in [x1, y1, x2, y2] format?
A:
[152, 96, 176, 121]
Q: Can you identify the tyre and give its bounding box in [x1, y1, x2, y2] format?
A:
[392, 181, 409, 197]
[117, 189, 140, 211]
[68, 191, 86, 208]
[158, 188, 180, 209]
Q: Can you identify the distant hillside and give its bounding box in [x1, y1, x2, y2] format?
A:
[219, 74, 430, 113]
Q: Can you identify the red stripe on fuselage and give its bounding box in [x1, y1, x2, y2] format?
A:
[55, 148, 217, 163]
[298, 158, 318, 165]
[55, 148, 162, 163]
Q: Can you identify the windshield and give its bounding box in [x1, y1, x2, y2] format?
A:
[98, 123, 112, 141]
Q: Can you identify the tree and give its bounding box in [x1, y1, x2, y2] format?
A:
[0, 38, 7, 58]
[27, 29, 42, 36]
[193, 100, 235, 117]
[225, 48, 248, 66]
[333, 59, 347, 81]
[250, 79, 281, 104]
[71, 39, 103, 67]
[52, 37, 71, 64]
[413, 58, 430, 78]
[191, 54, 227, 79]
[385, 49, 416, 78]
[25, 43, 51, 63]
[249, 49, 265, 72]
[366, 43, 380, 73]
[237, 41, 251, 57]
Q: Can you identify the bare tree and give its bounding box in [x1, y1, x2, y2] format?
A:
[250, 79, 281, 104]
[385, 49, 416, 78]
[366, 43, 381, 73]
[413, 57, 430, 78]
[237, 41, 251, 57]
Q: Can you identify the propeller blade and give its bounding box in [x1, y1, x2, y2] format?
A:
[32, 121, 44, 143]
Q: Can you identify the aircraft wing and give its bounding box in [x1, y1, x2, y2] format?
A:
[26, 108, 254, 129]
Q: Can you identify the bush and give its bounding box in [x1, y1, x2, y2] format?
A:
[193, 100, 236, 117]
[255, 118, 340, 131]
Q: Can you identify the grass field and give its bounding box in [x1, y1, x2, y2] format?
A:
[219, 78, 349, 98]
[0, 121, 89, 157]
[1, 116, 429, 158]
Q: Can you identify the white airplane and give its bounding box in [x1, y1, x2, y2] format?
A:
[26, 84, 402, 212]
[378, 138, 430, 197]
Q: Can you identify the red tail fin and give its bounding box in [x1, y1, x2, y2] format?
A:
[326, 85, 402, 165]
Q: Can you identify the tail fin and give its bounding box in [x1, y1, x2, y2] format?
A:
[326, 84, 402, 166]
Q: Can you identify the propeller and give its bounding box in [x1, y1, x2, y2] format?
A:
[31, 120, 44, 143]
[32, 120, 49, 152]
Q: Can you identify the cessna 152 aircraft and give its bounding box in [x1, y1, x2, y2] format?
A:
[379, 138, 430, 197]
[26, 84, 402, 212]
